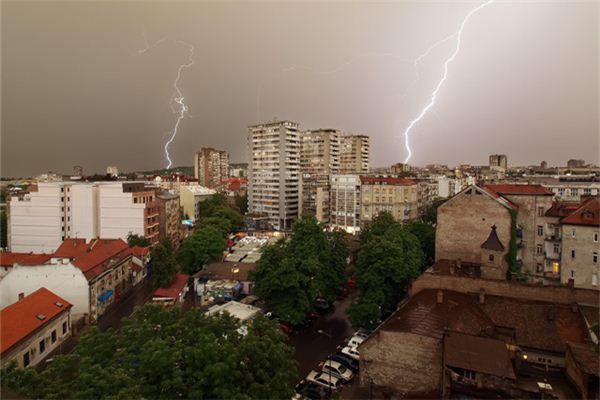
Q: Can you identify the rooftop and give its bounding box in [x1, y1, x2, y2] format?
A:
[559, 197, 599, 227]
[566, 342, 599, 376]
[153, 273, 190, 299]
[0, 288, 72, 354]
[0, 252, 52, 267]
[480, 225, 505, 251]
[206, 301, 261, 322]
[197, 262, 256, 282]
[484, 184, 554, 196]
[71, 239, 130, 280]
[359, 176, 417, 186]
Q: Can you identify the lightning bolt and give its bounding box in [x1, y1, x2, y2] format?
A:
[402, 0, 495, 163]
[137, 35, 195, 169]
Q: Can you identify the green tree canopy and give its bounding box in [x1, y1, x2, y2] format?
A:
[2, 305, 297, 399]
[151, 238, 179, 289]
[405, 221, 436, 266]
[127, 233, 151, 248]
[178, 224, 227, 275]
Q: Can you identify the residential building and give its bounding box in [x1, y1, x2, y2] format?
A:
[194, 147, 229, 188]
[339, 134, 370, 174]
[330, 175, 361, 234]
[300, 129, 340, 222]
[560, 198, 599, 289]
[489, 154, 508, 170]
[0, 288, 72, 368]
[248, 120, 300, 231]
[106, 166, 119, 177]
[360, 176, 418, 225]
[131, 246, 150, 286]
[567, 159, 586, 168]
[179, 185, 216, 222]
[7, 182, 160, 253]
[229, 163, 248, 178]
[416, 179, 439, 216]
[156, 191, 181, 244]
[152, 174, 197, 194]
[152, 273, 190, 306]
[436, 175, 457, 198]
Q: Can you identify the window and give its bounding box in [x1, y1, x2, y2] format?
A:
[536, 244, 543, 255]
[23, 352, 30, 367]
[571, 270, 575, 279]
[594, 232, 599, 243]
[536, 264, 543, 272]
[489, 254, 494, 262]
[572, 250, 576, 259]
[592, 273, 598, 287]
[51, 330, 57, 343]
[572, 229, 576, 237]
[553, 243, 560, 254]
[39, 339, 45, 353]
[552, 262, 560, 274]
[537, 226, 543, 236]
[593, 252, 598, 264]
[537, 207, 544, 217]
[62, 322, 67, 335]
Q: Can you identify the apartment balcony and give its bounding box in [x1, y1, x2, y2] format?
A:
[544, 234, 561, 242]
[544, 251, 560, 261]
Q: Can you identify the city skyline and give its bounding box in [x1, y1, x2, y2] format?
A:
[2, 1, 597, 177]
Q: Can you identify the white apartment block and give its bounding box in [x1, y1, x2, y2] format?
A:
[194, 148, 229, 188]
[330, 175, 361, 234]
[8, 182, 159, 253]
[339, 134, 370, 174]
[248, 120, 300, 231]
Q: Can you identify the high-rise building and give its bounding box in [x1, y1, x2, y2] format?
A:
[330, 175, 361, 234]
[194, 148, 229, 188]
[300, 129, 340, 222]
[489, 154, 508, 170]
[339, 134, 370, 174]
[248, 120, 300, 231]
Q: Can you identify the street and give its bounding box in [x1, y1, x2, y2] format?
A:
[97, 279, 154, 331]
[288, 290, 358, 381]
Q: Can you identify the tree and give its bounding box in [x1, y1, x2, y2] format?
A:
[2, 305, 297, 399]
[127, 233, 150, 248]
[405, 221, 436, 266]
[421, 198, 446, 226]
[234, 194, 248, 215]
[177, 224, 227, 275]
[151, 238, 178, 289]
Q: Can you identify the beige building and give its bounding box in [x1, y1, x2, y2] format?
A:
[194, 148, 229, 188]
[339, 134, 370, 174]
[179, 185, 216, 222]
[330, 175, 361, 234]
[156, 192, 181, 245]
[248, 120, 300, 231]
[489, 154, 508, 170]
[300, 129, 340, 222]
[360, 177, 418, 226]
[559, 198, 599, 289]
[0, 288, 72, 369]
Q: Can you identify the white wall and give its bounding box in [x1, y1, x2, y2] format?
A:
[98, 184, 145, 239]
[70, 184, 98, 240]
[0, 263, 90, 320]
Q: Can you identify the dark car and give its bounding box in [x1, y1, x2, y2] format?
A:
[314, 297, 332, 313]
[331, 352, 359, 373]
[295, 381, 328, 400]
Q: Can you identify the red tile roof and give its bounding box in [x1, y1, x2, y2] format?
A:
[560, 198, 599, 227]
[0, 288, 72, 354]
[53, 238, 90, 259]
[360, 176, 417, 186]
[0, 253, 52, 267]
[545, 201, 583, 218]
[153, 273, 190, 299]
[485, 184, 554, 196]
[131, 246, 150, 258]
[72, 239, 130, 280]
[219, 178, 248, 191]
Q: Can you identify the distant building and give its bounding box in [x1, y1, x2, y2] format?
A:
[156, 191, 181, 244]
[300, 129, 341, 223]
[248, 120, 300, 231]
[567, 159, 586, 169]
[72, 165, 83, 178]
[360, 176, 418, 226]
[489, 154, 508, 170]
[436, 176, 457, 199]
[339, 134, 370, 174]
[194, 148, 229, 188]
[0, 288, 73, 369]
[540, 160, 548, 169]
[330, 175, 361, 234]
[229, 163, 248, 178]
[179, 185, 216, 222]
[106, 166, 119, 177]
[390, 162, 411, 174]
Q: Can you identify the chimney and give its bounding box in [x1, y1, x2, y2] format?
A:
[479, 289, 485, 304]
[437, 290, 444, 304]
[18, 292, 24, 301]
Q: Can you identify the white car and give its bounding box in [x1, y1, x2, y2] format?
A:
[306, 370, 342, 391]
[341, 346, 360, 360]
[354, 328, 370, 339]
[320, 360, 354, 382]
[347, 335, 365, 348]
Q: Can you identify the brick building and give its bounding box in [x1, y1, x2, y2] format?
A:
[194, 147, 229, 189]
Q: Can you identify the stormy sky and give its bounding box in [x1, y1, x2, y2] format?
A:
[1, 1, 598, 177]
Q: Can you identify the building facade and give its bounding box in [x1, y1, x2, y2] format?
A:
[330, 175, 361, 234]
[156, 192, 181, 244]
[248, 120, 300, 231]
[339, 134, 370, 174]
[360, 177, 418, 226]
[489, 154, 508, 170]
[194, 148, 229, 188]
[179, 185, 216, 222]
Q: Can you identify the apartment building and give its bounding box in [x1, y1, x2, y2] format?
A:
[300, 129, 340, 222]
[339, 134, 370, 174]
[156, 192, 181, 244]
[0, 288, 72, 369]
[179, 185, 216, 222]
[489, 154, 508, 170]
[248, 120, 300, 231]
[360, 177, 418, 226]
[7, 182, 159, 253]
[330, 175, 361, 234]
[194, 148, 229, 188]
[416, 180, 439, 216]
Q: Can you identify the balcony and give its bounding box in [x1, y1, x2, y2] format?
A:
[544, 251, 560, 261]
[544, 234, 561, 242]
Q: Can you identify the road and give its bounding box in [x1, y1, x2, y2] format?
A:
[97, 279, 153, 331]
[288, 290, 358, 381]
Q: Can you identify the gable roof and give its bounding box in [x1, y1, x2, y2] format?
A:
[153, 274, 190, 299]
[566, 342, 599, 376]
[485, 184, 554, 197]
[131, 246, 151, 258]
[480, 225, 505, 251]
[0, 288, 72, 354]
[559, 198, 599, 227]
[72, 239, 130, 280]
[0, 253, 52, 267]
[447, 185, 518, 211]
[53, 238, 91, 259]
[545, 201, 583, 218]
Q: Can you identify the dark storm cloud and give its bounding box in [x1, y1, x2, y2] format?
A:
[1, 1, 597, 177]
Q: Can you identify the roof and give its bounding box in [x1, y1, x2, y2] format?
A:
[560, 197, 599, 227]
[566, 342, 599, 376]
[72, 239, 130, 280]
[53, 238, 90, 258]
[359, 176, 417, 186]
[485, 184, 554, 196]
[544, 201, 582, 218]
[131, 246, 150, 258]
[480, 225, 505, 251]
[195, 262, 256, 282]
[153, 273, 190, 299]
[206, 301, 261, 322]
[376, 290, 494, 340]
[0, 288, 72, 354]
[0, 252, 52, 267]
[219, 178, 248, 191]
[182, 185, 216, 195]
[444, 331, 516, 379]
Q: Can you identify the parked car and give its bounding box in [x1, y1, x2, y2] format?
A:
[331, 352, 359, 373]
[341, 346, 360, 360]
[314, 297, 332, 313]
[319, 360, 354, 382]
[354, 328, 370, 339]
[347, 334, 365, 348]
[306, 370, 342, 392]
[294, 381, 328, 400]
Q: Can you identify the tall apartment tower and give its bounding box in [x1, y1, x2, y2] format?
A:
[300, 129, 341, 222]
[248, 120, 300, 231]
[194, 148, 229, 188]
[489, 154, 508, 170]
[339, 134, 370, 174]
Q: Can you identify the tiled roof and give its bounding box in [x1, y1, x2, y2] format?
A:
[153, 274, 190, 299]
[544, 201, 583, 218]
[444, 331, 516, 379]
[567, 342, 599, 376]
[131, 246, 150, 258]
[484, 184, 554, 196]
[559, 198, 599, 227]
[53, 238, 89, 258]
[219, 178, 248, 191]
[480, 225, 505, 251]
[0, 288, 72, 354]
[360, 176, 417, 186]
[0, 252, 52, 267]
[71, 239, 130, 280]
